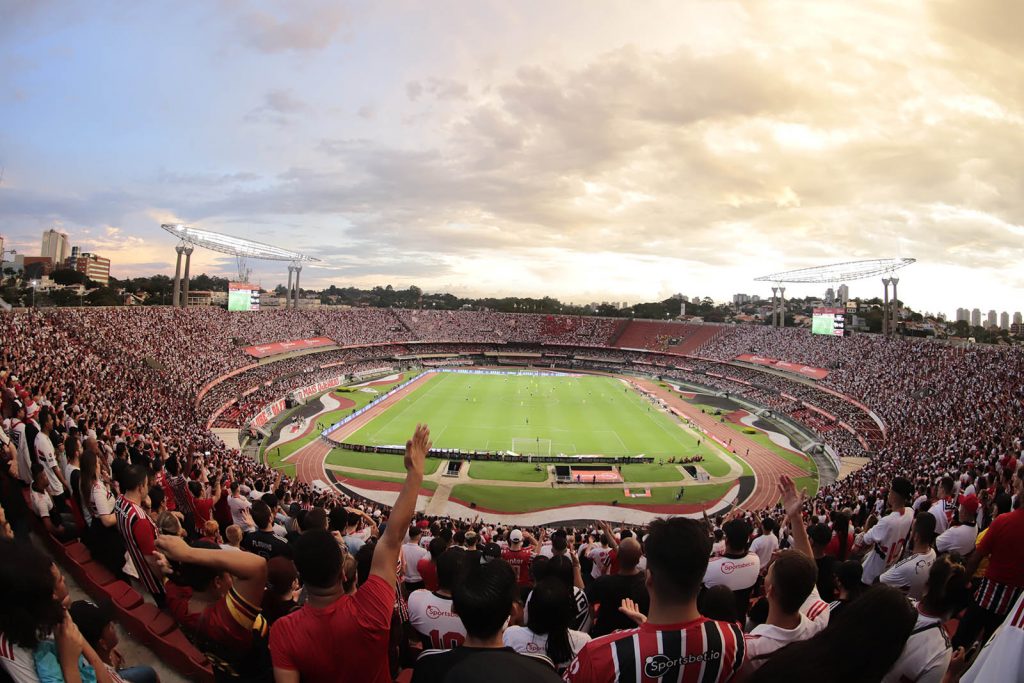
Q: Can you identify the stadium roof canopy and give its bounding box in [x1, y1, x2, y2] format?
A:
[160, 224, 319, 262]
[754, 258, 915, 284]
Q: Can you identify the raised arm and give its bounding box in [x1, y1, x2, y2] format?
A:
[157, 533, 268, 608]
[778, 475, 813, 559]
[371, 424, 430, 584]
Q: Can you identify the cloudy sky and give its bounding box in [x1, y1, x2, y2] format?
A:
[1, 0, 1022, 316]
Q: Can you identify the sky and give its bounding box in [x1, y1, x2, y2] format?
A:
[1, 0, 1022, 318]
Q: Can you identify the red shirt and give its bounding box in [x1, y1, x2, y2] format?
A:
[502, 547, 534, 586]
[978, 509, 1024, 587]
[565, 617, 745, 683]
[194, 497, 215, 527]
[270, 574, 394, 683]
[417, 557, 439, 592]
[165, 583, 265, 667]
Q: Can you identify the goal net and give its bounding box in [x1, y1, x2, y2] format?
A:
[512, 438, 552, 458]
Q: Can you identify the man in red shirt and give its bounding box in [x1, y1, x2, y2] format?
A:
[502, 529, 539, 594]
[270, 424, 432, 683]
[115, 465, 167, 606]
[957, 469, 1024, 649]
[564, 517, 745, 683]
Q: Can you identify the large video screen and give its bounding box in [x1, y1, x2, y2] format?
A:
[228, 282, 260, 312]
[812, 307, 845, 336]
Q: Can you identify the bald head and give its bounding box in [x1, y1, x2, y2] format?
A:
[618, 538, 642, 571]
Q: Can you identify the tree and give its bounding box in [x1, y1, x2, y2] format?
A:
[86, 287, 122, 307]
[51, 268, 89, 286]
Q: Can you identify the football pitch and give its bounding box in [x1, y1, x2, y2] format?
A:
[346, 372, 732, 476]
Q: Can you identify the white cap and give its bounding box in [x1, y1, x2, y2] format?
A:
[509, 529, 523, 543]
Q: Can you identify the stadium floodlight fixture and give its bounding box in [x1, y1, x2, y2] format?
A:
[161, 223, 319, 283]
[754, 258, 915, 284]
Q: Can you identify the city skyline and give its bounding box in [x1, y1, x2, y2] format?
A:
[1, 1, 1023, 319]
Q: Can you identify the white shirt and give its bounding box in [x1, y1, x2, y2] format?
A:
[928, 498, 954, 535]
[402, 542, 430, 583]
[743, 612, 826, 672]
[703, 552, 760, 591]
[750, 532, 779, 568]
[880, 549, 936, 600]
[882, 607, 950, 683]
[935, 523, 978, 557]
[503, 626, 590, 669]
[35, 432, 64, 497]
[30, 488, 53, 519]
[408, 590, 467, 650]
[0, 632, 42, 683]
[860, 508, 914, 585]
[227, 494, 252, 530]
[12, 421, 32, 486]
[587, 546, 612, 579]
[961, 591, 1024, 683]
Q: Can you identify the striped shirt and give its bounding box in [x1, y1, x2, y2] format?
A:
[563, 617, 744, 683]
[115, 494, 165, 599]
[961, 591, 1024, 682]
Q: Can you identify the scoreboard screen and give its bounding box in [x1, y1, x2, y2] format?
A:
[228, 282, 260, 311]
[812, 307, 845, 336]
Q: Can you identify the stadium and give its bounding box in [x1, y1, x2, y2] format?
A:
[3, 3, 1024, 682]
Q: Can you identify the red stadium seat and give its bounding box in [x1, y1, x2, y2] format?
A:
[105, 580, 145, 611]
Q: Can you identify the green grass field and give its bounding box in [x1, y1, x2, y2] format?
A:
[450, 482, 733, 513]
[348, 373, 734, 476]
[325, 448, 441, 475]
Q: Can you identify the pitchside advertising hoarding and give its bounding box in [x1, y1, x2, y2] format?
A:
[812, 307, 845, 336]
[228, 282, 260, 312]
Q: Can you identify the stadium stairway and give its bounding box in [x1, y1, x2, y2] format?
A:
[675, 324, 723, 355]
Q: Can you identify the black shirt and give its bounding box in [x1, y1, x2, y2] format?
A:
[412, 646, 561, 683]
[586, 572, 650, 637]
[241, 529, 292, 559]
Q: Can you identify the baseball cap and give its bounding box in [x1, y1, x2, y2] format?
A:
[509, 529, 523, 544]
[482, 542, 502, 561]
[890, 477, 914, 502]
[68, 600, 115, 647]
[418, 519, 430, 529]
[958, 494, 979, 516]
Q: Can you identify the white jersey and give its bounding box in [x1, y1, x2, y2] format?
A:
[880, 549, 936, 600]
[882, 607, 950, 683]
[587, 546, 612, 579]
[12, 422, 32, 486]
[961, 591, 1024, 683]
[860, 508, 914, 585]
[935, 524, 978, 557]
[402, 542, 430, 583]
[503, 626, 591, 670]
[750, 533, 779, 569]
[407, 590, 466, 650]
[742, 612, 826, 673]
[703, 552, 760, 591]
[928, 498, 955, 535]
[0, 632, 41, 682]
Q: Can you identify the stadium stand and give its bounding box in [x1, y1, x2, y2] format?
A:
[2, 307, 1023, 682]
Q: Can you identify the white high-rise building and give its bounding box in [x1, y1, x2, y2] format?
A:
[956, 307, 968, 322]
[1014, 312, 1023, 326]
[837, 284, 849, 305]
[1000, 311, 1010, 330]
[971, 308, 981, 327]
[987, 310, 997, 328]
[41, 229, 70, 265]
[824, 287, 835, 305]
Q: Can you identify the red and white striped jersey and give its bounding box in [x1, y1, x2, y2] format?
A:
[563, 617, 744, 683]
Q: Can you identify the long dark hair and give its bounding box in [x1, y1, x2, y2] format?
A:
[525, 578, 575, 667]
[920, 555, 970, 617]
[0, 540, 65, 649]
[79, 446, 101, 517]
[750, 585, 916, 683]
[832, 510, 851, 560]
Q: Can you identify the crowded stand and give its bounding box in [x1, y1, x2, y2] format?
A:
[2, 307, 1024, 683]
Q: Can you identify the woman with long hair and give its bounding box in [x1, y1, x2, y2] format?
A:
[882, 555, 971, 683]
[503, 577, 591, 673]
[827, 509, 853, 561]
[750, 585, 917, 683]
[79, 444, 126, 574]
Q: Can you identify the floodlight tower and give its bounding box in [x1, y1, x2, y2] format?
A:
[882, 278, 891, 337]
[890, 276, 900, 334]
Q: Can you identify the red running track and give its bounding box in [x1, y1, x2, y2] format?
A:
[290, 373, 434, 487]
[633, 379, 807, 510]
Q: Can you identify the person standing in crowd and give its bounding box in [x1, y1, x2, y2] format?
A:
[502, 528, 539, 594]
[586, 537, 648, 637]
[855, 477, 916, 585]
[403, 526, 430, 595]
[115, 465, 168, 607]
[504, 577, 591, 674]
[704, 516, 760, 620]
[408, 547, 470, 650]
[270, 425, 432, 683]
[935, 494, 979, 557]
[412, 560, 562, 683]
[564, 517, 745, 683]
[880, 512, 937, 600]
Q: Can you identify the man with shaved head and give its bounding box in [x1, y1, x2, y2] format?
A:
[586, 537, 649, 636]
